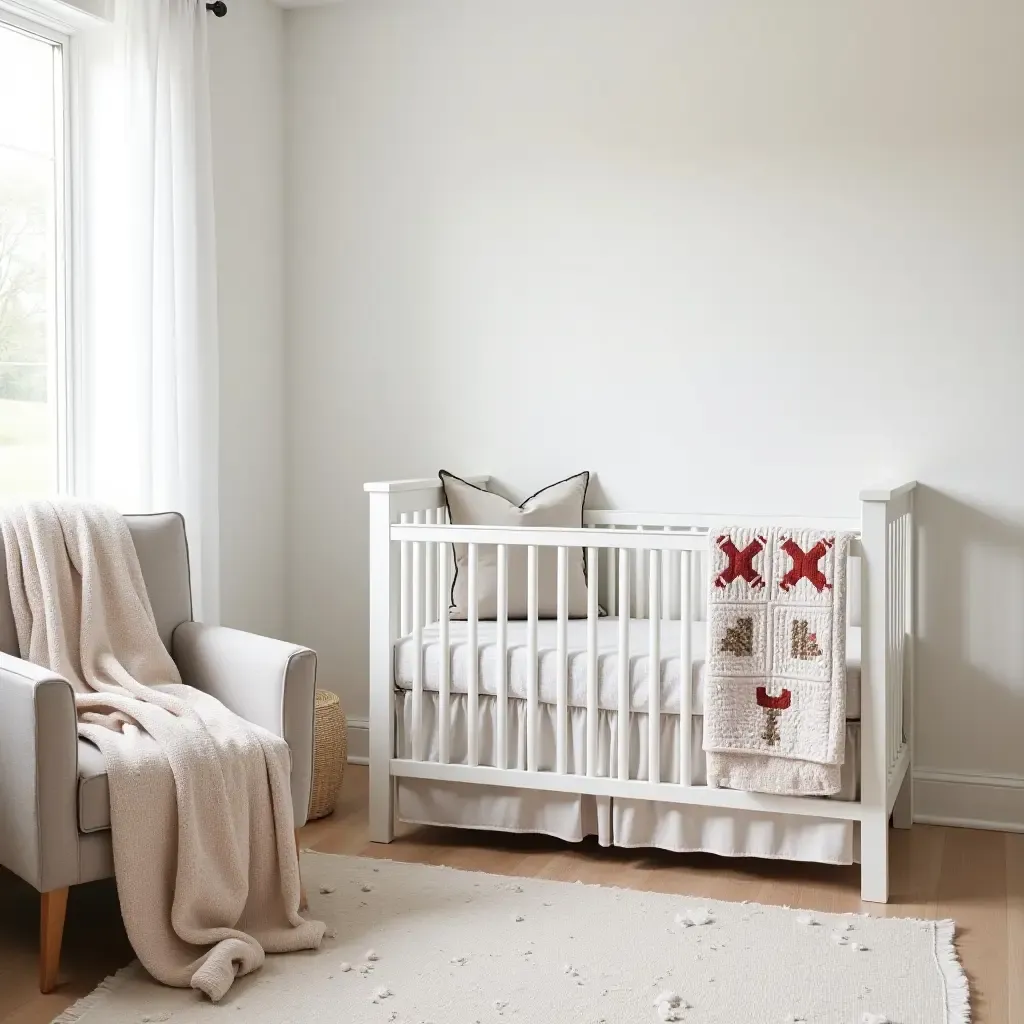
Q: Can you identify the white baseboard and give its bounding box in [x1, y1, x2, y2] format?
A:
[913, 768, 1024, 833]
[347, 716, 369, 765]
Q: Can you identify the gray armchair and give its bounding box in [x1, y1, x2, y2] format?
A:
[0, 513, 317, 993]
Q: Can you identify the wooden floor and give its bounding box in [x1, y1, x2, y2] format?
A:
[1, 765, 1021, 1023]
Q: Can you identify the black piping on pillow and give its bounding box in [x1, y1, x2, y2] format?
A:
[438, 470, 592, 616]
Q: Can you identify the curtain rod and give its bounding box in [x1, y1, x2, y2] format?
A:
[206, 2, 227, 15]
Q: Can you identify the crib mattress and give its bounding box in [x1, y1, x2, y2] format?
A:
[395, 618, 863, 720]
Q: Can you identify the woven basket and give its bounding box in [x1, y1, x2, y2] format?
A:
[308, 689, 347, 821]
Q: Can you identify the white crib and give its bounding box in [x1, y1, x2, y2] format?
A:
[365, 477, 916, 903]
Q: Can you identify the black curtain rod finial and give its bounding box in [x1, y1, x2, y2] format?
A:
[206, 1, 227, 16]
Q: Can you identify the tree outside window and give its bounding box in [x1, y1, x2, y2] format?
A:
[0, 21, 63, 497]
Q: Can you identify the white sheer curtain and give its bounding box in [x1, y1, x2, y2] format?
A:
[72, 0, 220, 622]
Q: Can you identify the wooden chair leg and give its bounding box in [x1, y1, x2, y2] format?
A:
[39, 887, 68, 994]
[295, 829, 308, 912]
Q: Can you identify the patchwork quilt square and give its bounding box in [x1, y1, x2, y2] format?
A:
[771, 605, 833, 683]
[769, 531, 838, 605]
[702, 675, 834, 762]
[708, 529, 772, 604]
[707, 605, 768, 678]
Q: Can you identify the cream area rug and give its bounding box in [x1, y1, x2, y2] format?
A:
[59, 852, 968, 1024]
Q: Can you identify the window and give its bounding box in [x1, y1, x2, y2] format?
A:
[0, 13, 69, 498]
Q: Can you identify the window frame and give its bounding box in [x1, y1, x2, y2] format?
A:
[0, 6, 73, 495]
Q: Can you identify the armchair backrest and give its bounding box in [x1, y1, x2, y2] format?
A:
[0, 511, 193, 656]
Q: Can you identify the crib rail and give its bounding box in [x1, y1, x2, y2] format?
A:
[396, 520, 863, 625]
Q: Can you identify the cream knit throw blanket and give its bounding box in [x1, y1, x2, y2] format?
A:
[702, 527, 852, 796]
[0, 502, 324, 1001]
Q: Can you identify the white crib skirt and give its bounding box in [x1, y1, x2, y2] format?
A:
[396, 693, 860, 866]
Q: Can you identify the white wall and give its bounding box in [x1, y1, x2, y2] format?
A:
[208, 1, 287, 637]
[284, 1, 1024, 822]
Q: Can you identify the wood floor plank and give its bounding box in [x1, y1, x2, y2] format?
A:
[0, 765, 1011, 1024]
[886, 821, 945, 922]
[936, 827, 1008, 1024]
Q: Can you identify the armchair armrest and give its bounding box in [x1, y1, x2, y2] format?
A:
[172, 623, 318, 827]
[0, 654, 80, 892]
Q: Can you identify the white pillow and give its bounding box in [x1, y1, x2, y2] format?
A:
[440, 471, 592, 620]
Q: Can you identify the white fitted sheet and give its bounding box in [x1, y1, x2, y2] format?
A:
[395, 691, 860, 865]
[395, 618, 862, 719]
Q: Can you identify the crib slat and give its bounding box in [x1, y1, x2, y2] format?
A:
[411, 539, 424, 761]
[904, 515, 909, 746]
[662, 527, 673, 619]
[898, 516, 906, 748]
[885, 523, 890, 768]
[496, 544, 509, 771]
[467, 543, 479, 768]
[697, 547, 708, 623]
[425, 509, 436, 624]
[679, 549, 693, 786]
[413, 510, 425, 622]
[438, 542, 451, 764]
[617, 548, 630, 780]
[586, 547, 599, 778]
[634, 526, 646, 618]
[880, 524, 888, 765]
[903, 511, 914, 762]
[894, 518, 901, 757]
[437, 509, 449, 617]
[527, 545, 539, 773]
[648, 549, 662, 784]
[400, 512, 412, 635]
[413, 515, 425, 628]
[899, 518, 904, 751]
[607, 529, 617, 615]
[904, 513, 911, 745]
[556, 546, 569, 775]
[888, 524, 897, 765]
[897, 516, 905, 749]
[893, 521, 899, 765]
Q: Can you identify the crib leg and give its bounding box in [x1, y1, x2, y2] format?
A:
[369, 774, 395, 843]
[369, 737, 395, 844]
[892, 768, 913, 830]
[369, 694, 395, 842]
[860, 813, 890, 903]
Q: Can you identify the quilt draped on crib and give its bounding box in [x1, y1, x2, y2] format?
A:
[702, 527, 852, 796]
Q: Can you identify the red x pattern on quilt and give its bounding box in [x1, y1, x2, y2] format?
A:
[779, 537, 834, 593]
[713, 535, 767, 590]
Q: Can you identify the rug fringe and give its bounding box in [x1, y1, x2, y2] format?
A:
[934, 919, 971, 1024]
[50, 964, 136, 1024]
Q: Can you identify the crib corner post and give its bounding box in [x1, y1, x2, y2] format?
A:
[367, 487, 399, 843]
[859, 493, 890, 903]
[893, 486, 916, 831]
